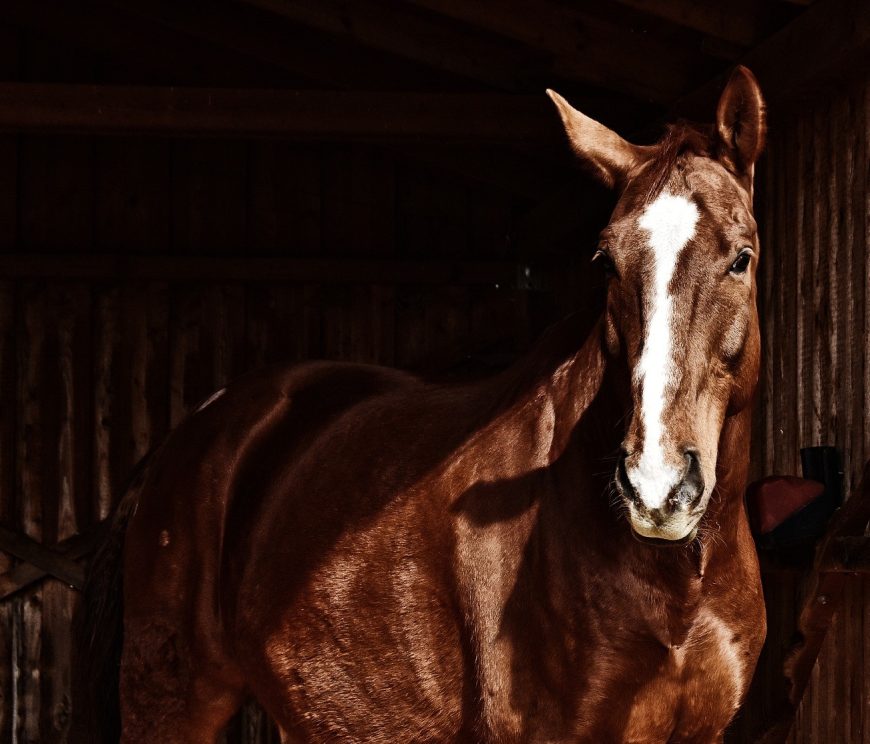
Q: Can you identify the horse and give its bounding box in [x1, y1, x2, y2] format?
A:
[76, 65, 768, 743]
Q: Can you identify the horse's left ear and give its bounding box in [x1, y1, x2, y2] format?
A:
[716, 66, 766, 180]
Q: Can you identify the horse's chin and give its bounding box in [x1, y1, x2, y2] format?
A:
[630, 525, 698, 548]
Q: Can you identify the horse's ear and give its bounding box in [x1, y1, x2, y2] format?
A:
[715, 66, 766, 178]
[547, 89, 649, 190]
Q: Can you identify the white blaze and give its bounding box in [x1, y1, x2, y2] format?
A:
[631, 193, 699, 509]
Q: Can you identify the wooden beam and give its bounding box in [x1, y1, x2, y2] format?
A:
[0, 525, 85, 589]
[0, 83, 560, 143]
[239, 0, 548, 92]
[611, 0, 762, 47]
[673, 0, 870, 119]
[110, 0, 467, 92]
[0, 254, 519, 285]
[2, 0, 294, 87]
[0, 527, 100, 600]
[402, 0, 703, 103]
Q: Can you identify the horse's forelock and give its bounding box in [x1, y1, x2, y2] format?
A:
[641, 122, 716, 204]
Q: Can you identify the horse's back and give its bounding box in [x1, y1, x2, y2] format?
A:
[122, 359, 470, 739]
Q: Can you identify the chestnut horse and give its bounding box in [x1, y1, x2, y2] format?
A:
[77, 66, 767, 743]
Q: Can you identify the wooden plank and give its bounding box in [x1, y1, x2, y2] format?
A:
[5, 0, 292, 88]
[395, 285, 470, 373]
[810, 104, 827, 447]
[846, 72, 867, 496]
[239, 0, 550, 93]
[404, 0, 706, 102]
[320, 285, 395, 365]
[93, 283, 169, 520]
[18, 135, 94, 253]
[0, 83, 562, 144]
[0, 528, 101, 601]
[113, 0, 463, 92]
[94, 138, 172, 254]
[397, 159, 470, 259]
[248, 142, 321, 257]
[171, 140, 248, 256]
[322, 146, 396, 257]
[0, 526, 83, 588]
[245, 284, 320, 369]
[796, 111, 814, 457]
[14, 283, 91, 743]
[0, 282, 14, 742]
[169, 284, 246, 427]
[0, 254, 517, 285]
[611, 0, 762, 46]
[673, 0, 870, 119]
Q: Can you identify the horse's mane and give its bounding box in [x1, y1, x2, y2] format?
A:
[643, 121, 716, 202]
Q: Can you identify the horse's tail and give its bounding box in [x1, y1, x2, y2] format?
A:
[71, 453, 152, 744]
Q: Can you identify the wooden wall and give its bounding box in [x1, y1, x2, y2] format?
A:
[0, 131, 552, 743]
[731, 70, 870, 742]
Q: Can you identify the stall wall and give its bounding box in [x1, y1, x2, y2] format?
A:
[736, 70, 869, 743]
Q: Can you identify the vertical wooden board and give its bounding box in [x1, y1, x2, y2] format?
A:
[0, 24, 18, 251]
[773, 126, 793, 473]
[245, 284, 320, 369]
[828, 94, 847, 490]
[796, 111, 815, 460]
[395, 285, 470, 374]
[15, 284, 45, 744]
[863, 76, 870, 480]
[169, 284, 246, 427]
[18, 136, 95, 253]
[322, 145, 396, 257]
[248, 143, 321, 257]
[396, 159, 469, 259]
[810, 104, 830, 447]
[469, 286, 523, 363]
[171, 140, 248, 256]
[94, 283, 170, 520]
[15, 283, 91, 742]
[320, 285, 395, 365]
[469, 187, 512, 260]
[848, 76, 868, 495]
[94, 139, 172, 254]
[759, 139, 776, 477]
[0, 283, 14, 741]
[41, 284, 90, 743]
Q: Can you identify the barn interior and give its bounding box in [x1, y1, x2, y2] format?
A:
[0, 0, 867, 742]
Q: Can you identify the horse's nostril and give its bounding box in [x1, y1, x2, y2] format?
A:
[671, 448, 704, 508]
[616, 451, 638, 503]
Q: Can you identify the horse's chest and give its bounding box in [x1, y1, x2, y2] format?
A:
[619, 608, 750, 742]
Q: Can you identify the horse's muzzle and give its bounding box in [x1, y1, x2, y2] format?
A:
[616, 448, 705, 542]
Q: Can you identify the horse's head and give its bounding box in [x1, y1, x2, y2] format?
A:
[549, 67, 765, 544]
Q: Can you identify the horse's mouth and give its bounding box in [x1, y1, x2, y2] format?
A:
[630, 526, 698, 547]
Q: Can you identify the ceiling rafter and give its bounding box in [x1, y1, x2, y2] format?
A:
[239, 0, 550, 92]
[3, 0, 293, 86]
[610, 0, 762, 47]
[112, 0, 468, 92]
[401, 0, 714, 102]
[0, 83, 561, 143]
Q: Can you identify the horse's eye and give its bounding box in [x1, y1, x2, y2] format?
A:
[593, 249, 617, 278]
[729, 249, 753, 275]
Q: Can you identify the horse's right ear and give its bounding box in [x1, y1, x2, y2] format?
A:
[547, 89, 649, 190]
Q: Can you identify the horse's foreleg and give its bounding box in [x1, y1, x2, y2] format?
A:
[119, 619, 244, 743]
